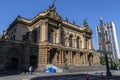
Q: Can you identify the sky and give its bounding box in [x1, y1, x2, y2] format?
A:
[0, 0, 120, 50]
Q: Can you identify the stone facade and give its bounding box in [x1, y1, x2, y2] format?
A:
[0, 5, 99, 71]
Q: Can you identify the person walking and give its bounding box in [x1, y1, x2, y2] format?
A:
[29, 65, 32, 75]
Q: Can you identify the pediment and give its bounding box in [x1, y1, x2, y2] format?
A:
[46, 8, 61, 20]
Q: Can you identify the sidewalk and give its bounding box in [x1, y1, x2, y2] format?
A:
[22, 70, 120, 80]
[0, 70, 120, 80]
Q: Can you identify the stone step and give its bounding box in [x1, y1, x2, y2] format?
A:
[64, 66, 106, 72]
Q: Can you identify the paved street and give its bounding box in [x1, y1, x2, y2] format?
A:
[0, 70, 120, 80]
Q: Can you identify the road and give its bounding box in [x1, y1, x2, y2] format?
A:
[0, 70, 120, 80]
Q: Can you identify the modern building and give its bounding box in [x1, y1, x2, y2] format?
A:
[96, 18, 120, 62]
[0, 3, 99, 72]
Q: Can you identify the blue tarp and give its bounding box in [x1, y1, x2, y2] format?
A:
[48, 67, 56, 73]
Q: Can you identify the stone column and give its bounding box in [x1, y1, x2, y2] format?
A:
[74, 37, 77, 48]
[84, 53, 88, 65]
[79, 53, 82, 66]
[83, 35, 87, 49]
[70, 51, 73, 64]
[47, 49, 50, 64]
[75, 53, 77, 65]
[86, 54, 89, 65]
[67, 51, 71, 65]
[73, 37, 76, 48]
[38, 47, 48, 64]
[66, 35, 69, 46]
[61, 50, 64, 64]
[56, 26, 61, 44]
[79, 40, 82, 49]
[76, 53, 79, 65]
[83, 53, 85, 65]
[53, 31, 56, 43]
[37, 47, 48, 71]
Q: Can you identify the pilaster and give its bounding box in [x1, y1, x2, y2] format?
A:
[56, 26, 61, 44]
[70, 51, 73, 64]
[41, 22, 48, 42]
[38, 47, 48, 65]
[83, 35, 87, 49]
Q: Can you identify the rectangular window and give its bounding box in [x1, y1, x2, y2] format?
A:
[14, 28, 16, 33]
[13, 35, 15, 41]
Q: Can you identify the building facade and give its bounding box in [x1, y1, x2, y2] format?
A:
[0, 5, 99, 71]
[96, 18, 120, 62]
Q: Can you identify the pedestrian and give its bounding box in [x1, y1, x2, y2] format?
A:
[29, 65, 32, 75]
[100, 72, 103, 78]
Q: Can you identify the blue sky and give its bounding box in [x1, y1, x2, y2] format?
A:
[0, 0, 120, 50]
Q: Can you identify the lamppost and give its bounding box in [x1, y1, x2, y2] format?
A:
[99, 17, 112, 77]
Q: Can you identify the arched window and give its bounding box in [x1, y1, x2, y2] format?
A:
[69, 35, 73, 47]
[48, 28, 54, 43]
[76, 37, 79, 48]
[61, 32, 65, 46]
[31, 28, 38, 42]
[80, 40, 82, 49]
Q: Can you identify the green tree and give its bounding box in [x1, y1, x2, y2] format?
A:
[96, 50, 105, 65]
[107, 51, 114, 69]
[96, 50, 112, 66]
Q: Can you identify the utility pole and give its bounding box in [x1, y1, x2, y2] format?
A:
[99, 17, 112, 77]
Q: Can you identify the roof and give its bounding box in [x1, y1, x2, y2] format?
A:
[6, 4, 93, 35]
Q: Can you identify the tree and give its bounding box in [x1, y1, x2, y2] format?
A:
[96, 50, 113, 66]
[96, 50, 105, 65]
[107, 51, 114, 69]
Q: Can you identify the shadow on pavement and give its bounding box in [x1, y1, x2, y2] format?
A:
[30, 74, 120, 80]
[0, 70, 20, 77]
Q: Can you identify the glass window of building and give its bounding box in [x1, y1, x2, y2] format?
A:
[69, 35, 73, 47]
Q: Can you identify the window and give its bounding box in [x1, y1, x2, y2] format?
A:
[69, 35, 72, 47]
[13, 35, 15, 41]
[22, 35, 26, 41]
[12, 31, 13, 35]
[33, 29, 37, 42]
[31, 29, 37, 42]
[14, 28, 16, 33]
[48, 29, 53, 43]
[8, 33, 10, 37]
[80, 40, 82, 49]
[61, 32, 65, 46]
[76, 37, 79, 48]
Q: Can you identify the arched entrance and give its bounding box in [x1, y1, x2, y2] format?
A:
[49, 49, 56, 64]
[30, 55, 37, 66]
[30, 47, 38, 70]
[88, 53, 93, 66]
[6, 48, 19, 70]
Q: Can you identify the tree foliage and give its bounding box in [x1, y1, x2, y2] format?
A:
[96, 50, 113, 65]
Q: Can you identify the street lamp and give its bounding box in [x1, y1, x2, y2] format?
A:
[99, 17, 112, 77]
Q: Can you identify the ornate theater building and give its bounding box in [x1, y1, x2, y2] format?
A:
[0, 4, 99, 71]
